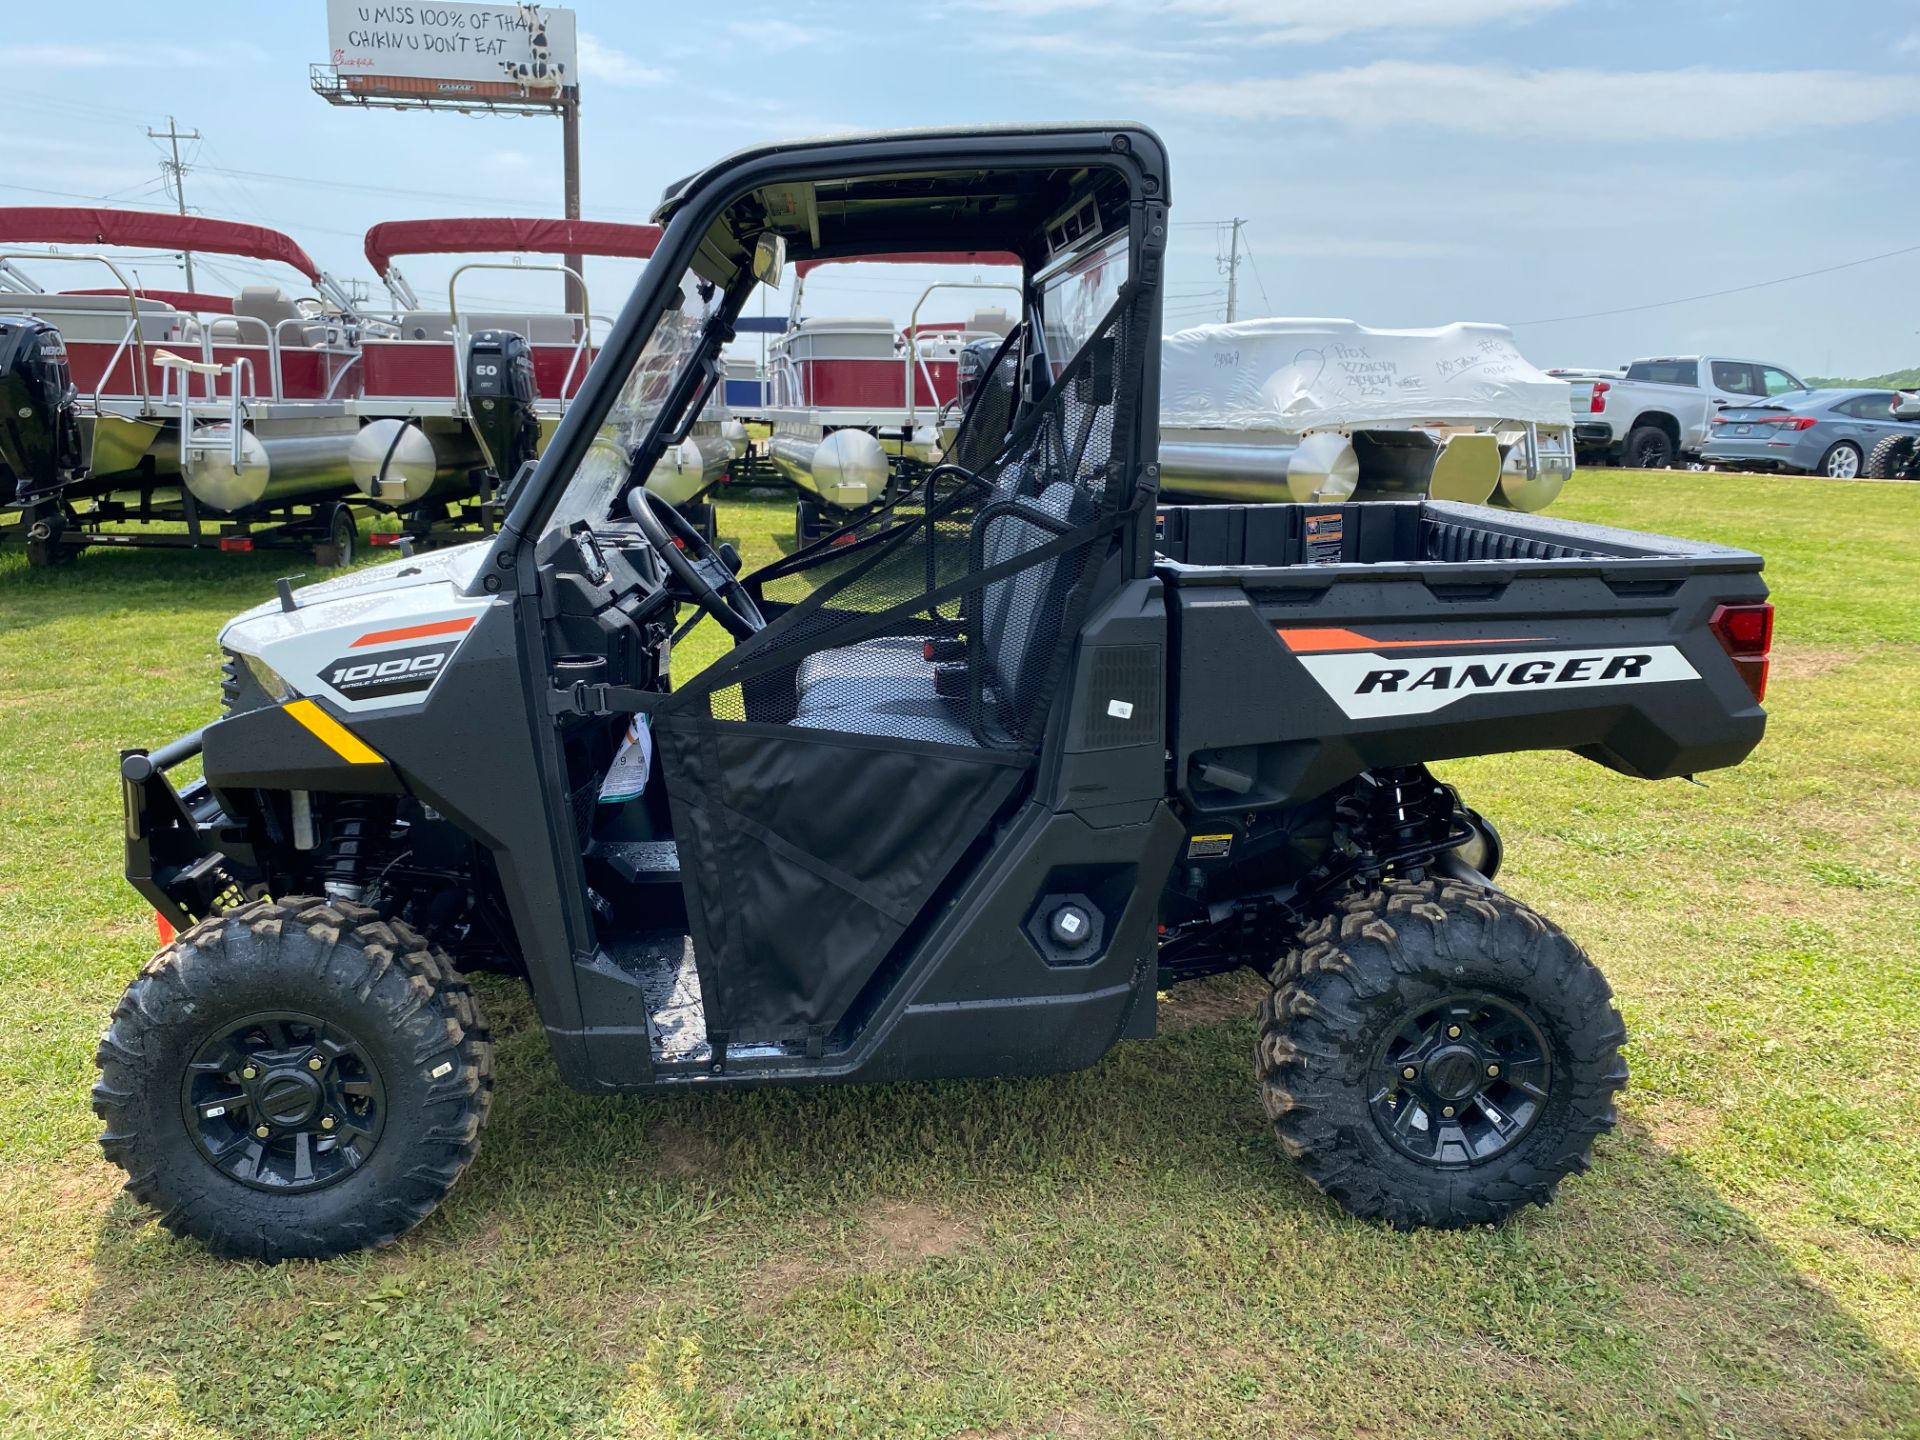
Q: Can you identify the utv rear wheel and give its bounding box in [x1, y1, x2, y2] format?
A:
[1256, 879, 1626, 1229]
[94, 897, 493, 1261]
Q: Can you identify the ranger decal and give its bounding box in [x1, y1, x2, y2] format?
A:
[1294, 644, 1700, 719]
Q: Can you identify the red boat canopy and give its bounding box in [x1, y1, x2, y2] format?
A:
[0, 208, 321, 283]
[793, 250, 1022, 278]
[363, 218, 665, 278]
[62, 288, 234, 314]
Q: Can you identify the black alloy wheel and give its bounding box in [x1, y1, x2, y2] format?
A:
[1369, 992, 1550, 1167]
[182, 1010, 387, 1193]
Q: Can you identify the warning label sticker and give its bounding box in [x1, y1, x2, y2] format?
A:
[1304, 512, 1345, 565]
[1186, 833, 1234, 859]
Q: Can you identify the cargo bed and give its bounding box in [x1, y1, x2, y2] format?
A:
[1151, 501, 1769, 813]
[1154, 499, 1762, 577]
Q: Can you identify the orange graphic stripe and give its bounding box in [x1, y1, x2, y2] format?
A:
[350, 615, 477, 649]
[1276, 627, 1538, 653]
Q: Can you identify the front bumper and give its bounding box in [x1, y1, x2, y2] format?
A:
[121, 730, 254, 927]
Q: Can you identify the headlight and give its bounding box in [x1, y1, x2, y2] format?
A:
[241, 652, 298, 703]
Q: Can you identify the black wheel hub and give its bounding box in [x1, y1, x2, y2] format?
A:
[1369, 993, 1551, 1167]
[181, 1010, 387, 1193]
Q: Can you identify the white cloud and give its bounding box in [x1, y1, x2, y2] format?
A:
[957, 0, 1566, 44]
[726, 19, 833, 50]
[1171, 0, 1571, 45]
[1252, 235, 1466, 259]
[1149, 62, 1920, 140]
[577, 33, 665, 87]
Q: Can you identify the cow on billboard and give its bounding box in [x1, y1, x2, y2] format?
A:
[501, 3, 567, 93]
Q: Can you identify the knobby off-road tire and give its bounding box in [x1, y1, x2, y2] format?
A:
[94, 897, 493, 1261]
[1868, 433, 1916, 480]
[1256, 879, 1627, 1229]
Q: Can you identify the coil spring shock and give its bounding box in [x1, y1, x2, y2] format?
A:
[1334, 766, 1467, 884]
[320, 797, 386, 903]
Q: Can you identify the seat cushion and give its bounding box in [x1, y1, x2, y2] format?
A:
[795, 635, 930, 701]
[790, 635, 976, 746]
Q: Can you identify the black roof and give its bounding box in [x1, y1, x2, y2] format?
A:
[652, 123, 1168, 223]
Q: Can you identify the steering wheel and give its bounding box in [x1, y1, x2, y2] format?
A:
[626, 485, 766, 641]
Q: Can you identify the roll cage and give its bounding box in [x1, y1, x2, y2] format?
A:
[477, 124, 1171, 583]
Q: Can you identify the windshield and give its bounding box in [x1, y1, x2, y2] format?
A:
[1039, 230, 1128, 373]
[543, 269, 724, 535]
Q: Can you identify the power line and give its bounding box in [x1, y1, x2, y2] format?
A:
[1515, 240, 1920, 328]
[194, 161, 658, 220]
[1240, 237, 1273, 314]
[0, 178, 175, 205]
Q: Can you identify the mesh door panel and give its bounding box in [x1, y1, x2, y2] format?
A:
[648, 282, 1147, 1047]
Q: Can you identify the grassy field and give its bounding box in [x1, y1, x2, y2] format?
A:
[1, 471, 1916, 1439]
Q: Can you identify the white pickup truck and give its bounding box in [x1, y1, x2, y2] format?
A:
[1553, 356, 1807, 468]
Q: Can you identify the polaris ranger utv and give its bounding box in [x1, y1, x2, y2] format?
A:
[99, 126, 1773, 1260]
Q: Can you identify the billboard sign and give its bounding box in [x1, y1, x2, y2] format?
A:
[325, 2, 577, 101]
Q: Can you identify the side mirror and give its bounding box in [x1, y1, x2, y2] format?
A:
[752, 233, 786, 289]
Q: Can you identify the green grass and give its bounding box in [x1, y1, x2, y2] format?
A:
[2, 471, 1917, 1438]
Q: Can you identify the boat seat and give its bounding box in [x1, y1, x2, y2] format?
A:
[235, 286, 318, 348]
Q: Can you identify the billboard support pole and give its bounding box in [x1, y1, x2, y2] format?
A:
[561, 85, 584, 327]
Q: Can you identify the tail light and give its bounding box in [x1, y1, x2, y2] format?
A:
[218, 536, 254, 553]
[1589, 381, 1609, 414]
[1709, 601, 1773, 702]
[1765, 416, 1817, 431]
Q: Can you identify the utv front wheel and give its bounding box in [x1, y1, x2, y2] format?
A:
[94, 897, 493, 1261]
[1256, 880, 1626, 1229]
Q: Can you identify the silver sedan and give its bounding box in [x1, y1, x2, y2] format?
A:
[1702, 388, 1918, 478]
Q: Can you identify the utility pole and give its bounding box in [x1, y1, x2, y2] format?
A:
[1223, 217, 1244, 323]
[147, 116, 202, 290]
[560, 86, 584, 325]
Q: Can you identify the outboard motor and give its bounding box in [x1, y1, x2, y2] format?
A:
[464, 329, 541, 498]
[954, 335, 1005, 415]
[0, 316, 82, 508]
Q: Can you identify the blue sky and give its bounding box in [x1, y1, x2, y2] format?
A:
[10, 0, 1920, 376]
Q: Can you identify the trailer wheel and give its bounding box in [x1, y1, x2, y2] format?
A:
[93, 897, 493, 1261]
[795, 499, 818, 547]
[1256, 879, 1626, 1230]
[1622, 425, 1674, 468]
[315, 504, 356, 568]
[1867, 434, 1914, 479]
[24, 511, 72, 568]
